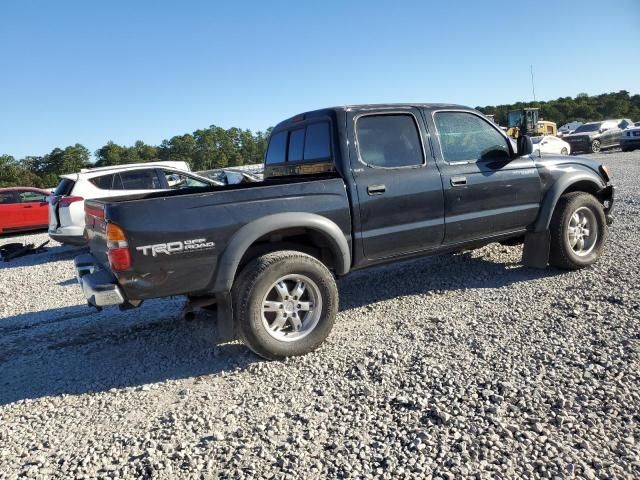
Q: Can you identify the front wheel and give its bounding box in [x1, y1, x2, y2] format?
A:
[549, 192, 607, 270]
[233, 251, 338, 360]
[561, 147, 568, 155]
[590, 140, 601, 153]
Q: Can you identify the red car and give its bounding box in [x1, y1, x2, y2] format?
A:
[0, 187, 51, 234]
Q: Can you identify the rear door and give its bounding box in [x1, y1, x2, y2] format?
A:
[0, 191, 20, 229]
[427, 109, 542, 244]
[347, 108, 445, 261]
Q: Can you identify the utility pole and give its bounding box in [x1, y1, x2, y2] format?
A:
[530, 64, 537, 102]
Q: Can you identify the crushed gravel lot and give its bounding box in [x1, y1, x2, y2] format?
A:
[1, 150, 639, 479]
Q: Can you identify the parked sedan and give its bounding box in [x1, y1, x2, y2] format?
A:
[0, 187, 50, 234]
[531, 135, 571, 155]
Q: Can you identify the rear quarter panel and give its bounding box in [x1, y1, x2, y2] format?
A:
[100, 178, 351, 300]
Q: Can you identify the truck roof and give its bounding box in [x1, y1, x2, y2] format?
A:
[273, 103, 470, 130]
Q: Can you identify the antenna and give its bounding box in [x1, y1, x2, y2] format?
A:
[530, 64, 536, 102]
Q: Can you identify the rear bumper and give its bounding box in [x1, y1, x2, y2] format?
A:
[74, 254, 125, 307]
[49, 226, 86, 245]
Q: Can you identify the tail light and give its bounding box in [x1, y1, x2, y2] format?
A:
[59, 195, 84, 207]
[106, 223, 132, 271]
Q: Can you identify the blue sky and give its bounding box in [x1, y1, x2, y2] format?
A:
[1, 0, 638, 159]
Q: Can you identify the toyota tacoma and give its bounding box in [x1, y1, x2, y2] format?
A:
[74, 104, 614, 359]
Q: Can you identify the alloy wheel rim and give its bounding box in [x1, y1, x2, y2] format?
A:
[567, 206, 598, 256]
[261, 274, 322, 342]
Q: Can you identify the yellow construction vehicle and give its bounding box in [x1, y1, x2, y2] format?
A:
[506, 107, 557, 138]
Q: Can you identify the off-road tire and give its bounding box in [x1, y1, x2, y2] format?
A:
[549, 192, 607, 270]
[233, 250, 338, 360]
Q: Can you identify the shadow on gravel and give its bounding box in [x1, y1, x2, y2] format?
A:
[338, 250, 562, 311]
[0, 301, 257, 405]
[0, 247, 560, 405]
[0, 245, 87, 270]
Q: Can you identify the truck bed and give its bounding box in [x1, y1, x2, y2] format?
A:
[84, 174, 351, 300]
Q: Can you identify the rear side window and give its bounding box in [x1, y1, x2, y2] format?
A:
[54, 178, 75, 196]
[117, 170, 162, 190]
[265, 131, 287, 165]
[89, 174, 116, 190]
[434, 111, 510, 163]
[0, 192, 16, 204]
[356, 114, 424, 168]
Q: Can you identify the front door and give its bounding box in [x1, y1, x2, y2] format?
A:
[426, 110, 543, 245]
[347, 108, 445, 261]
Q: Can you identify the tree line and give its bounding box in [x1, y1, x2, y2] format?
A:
[2, 90, 639, 188]
[476, 90, 640, 128]
[1, 125, 271, 188]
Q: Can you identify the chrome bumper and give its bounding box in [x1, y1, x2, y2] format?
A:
[74, 254, 125, 307]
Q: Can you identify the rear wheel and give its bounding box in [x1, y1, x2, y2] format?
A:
[233, 251, 338, 360]
[549, 192, 607, 270]
[590, 140, 601, 153]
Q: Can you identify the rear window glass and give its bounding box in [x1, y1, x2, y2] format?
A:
[89, 174, 116, 190]
[304, 122, 331, 161]
[288, 129, 305, 162]
[54, 178, 75, 196]
[357, 114, 424, 167]
[265, 131, 287, 165]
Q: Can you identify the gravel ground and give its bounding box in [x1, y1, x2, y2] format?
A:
[1, 150, 639, 479]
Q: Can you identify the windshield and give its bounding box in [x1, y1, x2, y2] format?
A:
[573, 124, 600, 133]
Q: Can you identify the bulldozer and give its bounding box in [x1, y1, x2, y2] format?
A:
[506, 107, 557, 138]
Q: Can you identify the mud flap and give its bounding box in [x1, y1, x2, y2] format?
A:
[215, 292, 236, 342]
[522, 230, 550, 269]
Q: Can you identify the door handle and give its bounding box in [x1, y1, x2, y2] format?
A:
[23, 205, 33, 208]
[367, 184, 386, 195]
[450, 176, 467, 187]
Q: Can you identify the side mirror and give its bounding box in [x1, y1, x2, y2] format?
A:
[517, 135, 533, 156]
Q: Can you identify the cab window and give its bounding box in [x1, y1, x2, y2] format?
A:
[434, 111, 510, 163]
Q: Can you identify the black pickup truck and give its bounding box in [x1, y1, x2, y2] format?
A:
[75, 104, 614, 359]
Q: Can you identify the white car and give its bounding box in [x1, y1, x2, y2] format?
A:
[531, 136, 571, 155]
[48, 161, 219, 245]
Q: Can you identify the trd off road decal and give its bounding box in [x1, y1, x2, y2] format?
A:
[136, 238, 215, 256]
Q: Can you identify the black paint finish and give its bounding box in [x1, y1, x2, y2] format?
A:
[82, 103, 614, 303]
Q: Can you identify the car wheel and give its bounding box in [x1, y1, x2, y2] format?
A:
[233, 250, 338, 360]
[561, 147, 568, 155]
[549, 192, 607, 270]
[590, 140, 601, 153]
